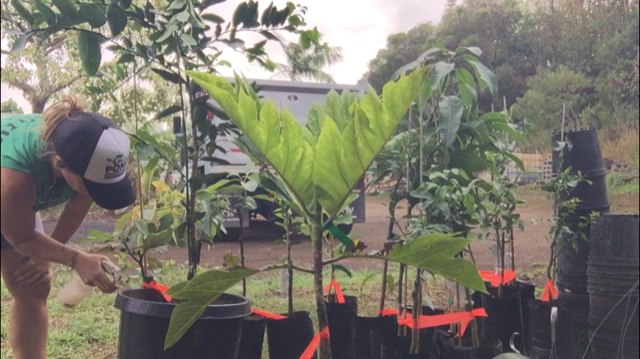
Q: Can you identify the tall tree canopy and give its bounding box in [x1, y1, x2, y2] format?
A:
[366, 0, 639, 156]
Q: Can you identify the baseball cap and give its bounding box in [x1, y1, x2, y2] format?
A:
[50, 111, 136, 210]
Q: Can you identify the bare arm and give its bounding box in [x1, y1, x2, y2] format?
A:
[50, 192, 94, 245]
[1, 167, 81, 267]
[2, 167, 117, 292]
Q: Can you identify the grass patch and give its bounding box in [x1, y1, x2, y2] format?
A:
[1, 263, 441, 359]
[607, 171, 639, 196]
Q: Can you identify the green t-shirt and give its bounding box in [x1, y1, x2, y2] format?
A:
[1, 113, 75, 211]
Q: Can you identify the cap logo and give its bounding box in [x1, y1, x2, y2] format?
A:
[105, 154, 127, 179]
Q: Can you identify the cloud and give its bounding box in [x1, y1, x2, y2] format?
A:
[1, 0, 446, 114]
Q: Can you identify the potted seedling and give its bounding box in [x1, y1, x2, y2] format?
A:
[166, 64, 489, 359]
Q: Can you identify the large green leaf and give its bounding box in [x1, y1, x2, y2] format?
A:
[430, 61, 455, 90]
[52, 0, 77, 20]
[323, 90, 358, 132]
[77, 31, 102, 76]
[314, 71, 424, 216]
[188, 69, 423, 218]
[164, 268, 258, 349]
[464, 56, 498, 99]
[438, 96, 463, 148]
[107, 3, 128, 37]
[385, 233, 487, 293]
[78, 3, 106, 28]
[449, 148, 487, 173]
[34, 0, 57, 25]
[188, 71, 315, 210]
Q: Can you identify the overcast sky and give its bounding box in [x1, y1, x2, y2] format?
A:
[1, 0, 448, 113]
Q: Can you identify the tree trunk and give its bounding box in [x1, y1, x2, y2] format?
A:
[312, 221, 332, 359]
[31, 96, 48, 114]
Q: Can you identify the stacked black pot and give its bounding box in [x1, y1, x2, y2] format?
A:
[551, 128, 611, 359]
[587, 213, 639, 359]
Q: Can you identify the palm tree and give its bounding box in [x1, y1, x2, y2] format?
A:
[271, 41, 344, 83]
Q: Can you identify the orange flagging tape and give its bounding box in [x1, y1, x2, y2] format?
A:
[252, 309, 287, 320]
[541, 280, 558, 302]
[378, 308, 400, 316]
[479, 270, 517, 288]
[142, 280, 172, 302]
[399, 308, 488, 337]
[324, 280, 345, 304]
[377, 308, 488, 337]
[299, 327, 330, 359]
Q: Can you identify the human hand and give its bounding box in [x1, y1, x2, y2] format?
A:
[74, 253, 118, 293]
[13, 258, 52, 287]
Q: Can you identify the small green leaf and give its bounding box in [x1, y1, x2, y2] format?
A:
[164, 268, 258, 349]
[259, 30, 279, 41]
[202, 13, 225, 23]
[34, 0, 57, 25]
[232, 2, 249, 27]
[176, 10, 190, 22]
[157, 24, 178, 43]
[10, 0, 34, 25]
[151, 68, 183, 84]
[10, 34, 29, 54]
[107, 3, 128, 37]
[154, 105, 182, 120]
[77, 31, 102, 76]
[78, 3, 106, 28]
[456, 46, 482, 57]
[117, 53, 136, 64]
[167, 0, 186, 10]
[180, 33, 197, 46]
[52, 0, 78, 20]
[332, 264, 352, 278]
[438, 96, 464, 148]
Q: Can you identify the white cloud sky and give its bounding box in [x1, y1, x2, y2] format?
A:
[2, 0, 447, 113]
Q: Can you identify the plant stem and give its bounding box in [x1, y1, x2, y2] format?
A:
[287, 215, 294, 317]
[465, 287, 480, 349]
[379, 259, 389, 315]
[311, 220, 332, 359]
[410, 268, 422, 354]
[456, 284, 462, 346]
[238, 209, 246, 297]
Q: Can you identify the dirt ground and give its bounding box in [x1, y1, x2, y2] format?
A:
[42, 192, 639, 287]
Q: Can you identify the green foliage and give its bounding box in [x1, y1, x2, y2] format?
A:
[384, 233, 486, 293]
[512, 66, 593, 151]
[0, 99, 23, 113]
[164, 268, 258, 349]
[188, 68, 424, 219]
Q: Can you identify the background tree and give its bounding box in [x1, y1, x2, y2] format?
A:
[1, 0, 84, 113]
[365, 23, 435, 93]
[365, 0, 639, 162]
[0, 98, 23, 113]
[271, 39, 344, 83]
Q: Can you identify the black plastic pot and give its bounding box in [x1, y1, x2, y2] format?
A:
[326, 295, 359, 359]
[238, 314, 266, 359]
[114, 288, 251, 359]
[588, 214, 639, 358]
[551, 127, 610, 212]
[355, 316, 383, 359]
[527, 300, 553, 359]
[473, 281, 535, 353]
[369, 307, 446, 358]
[266, 311, 316, 359]
[556, 292, 590, 359]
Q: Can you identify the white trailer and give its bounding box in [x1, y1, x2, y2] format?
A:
[188, 77, 369, 239]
